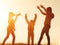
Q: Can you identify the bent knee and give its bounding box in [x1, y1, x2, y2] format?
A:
[12, 35, 15, 39]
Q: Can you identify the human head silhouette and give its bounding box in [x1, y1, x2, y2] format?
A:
[30, 20, 33, 22]
[47, 7, 52, 13]
[9, 12, 15, 17]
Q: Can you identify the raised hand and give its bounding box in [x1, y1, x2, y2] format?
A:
[25, 13, 27, 18]
[34, 13, 37, 23]
[34, 13, 37, 17]
[40, 5, 44, 8]
[37, 5, 40, 10]
[16, 13, 21, 16]
[25, 13, 29, 23]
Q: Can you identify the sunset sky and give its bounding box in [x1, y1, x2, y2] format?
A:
[0, 0, 60, 45]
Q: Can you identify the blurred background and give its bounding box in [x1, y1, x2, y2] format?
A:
[0, 0, 60, 45]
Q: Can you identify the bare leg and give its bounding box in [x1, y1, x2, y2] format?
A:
[46, 31, 50, 45]
[38, 27, 45, 45]
[28, 32, 30, 45]
[11, 31, 15, 45]
[2, 31, 10, 45]
[31, 32, 34, 45]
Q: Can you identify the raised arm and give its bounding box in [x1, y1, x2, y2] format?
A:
[34, 14, 37, 23]
[14, 13, 21, 22]
[37, 5, 46, 15]
[40, 5, 47, 12]
[25, 13, 29, 24]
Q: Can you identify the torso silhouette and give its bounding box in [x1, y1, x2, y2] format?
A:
[28, 20, 35, 32]
[8, 17, 15, 31]
[44, 12, 54, 26]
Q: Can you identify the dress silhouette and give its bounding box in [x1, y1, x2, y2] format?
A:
[25, 13, 37, 45]
[2, 12, 20, 45]
[37, 5, 54, 45]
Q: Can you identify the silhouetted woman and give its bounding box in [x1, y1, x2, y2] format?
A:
[2, 12, 20, 45]
[37, 5, 54, 45]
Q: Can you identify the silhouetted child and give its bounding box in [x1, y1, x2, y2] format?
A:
[25, 13, 37, 45]
[37, 5, 54, 45]
[2, 12, 21, 45]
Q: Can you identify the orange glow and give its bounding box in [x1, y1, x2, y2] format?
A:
[0, 0, 60, 45]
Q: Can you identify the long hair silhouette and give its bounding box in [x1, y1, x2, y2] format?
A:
[2, 12, 21, 45]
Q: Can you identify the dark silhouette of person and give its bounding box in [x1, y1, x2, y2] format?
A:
[37, 5, 54, 45]
[2, 12, 21, 45]
[25, 13, 37, 45]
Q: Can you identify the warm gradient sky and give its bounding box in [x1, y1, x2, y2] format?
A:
[0, 0, 60, 45]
